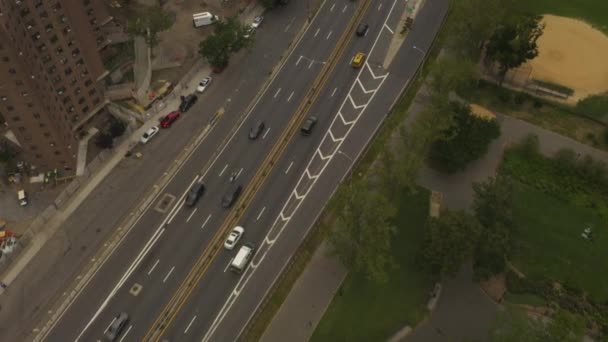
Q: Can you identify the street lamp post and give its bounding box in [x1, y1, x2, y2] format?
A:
[412, 45, 426, 78]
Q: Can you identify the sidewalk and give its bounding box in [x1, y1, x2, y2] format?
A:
[260, 241, 347, 342]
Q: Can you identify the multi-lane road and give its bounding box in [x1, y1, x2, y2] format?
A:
[37, 0, 448, 341]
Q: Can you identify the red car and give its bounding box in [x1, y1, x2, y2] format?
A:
[160, 111, 181, 128]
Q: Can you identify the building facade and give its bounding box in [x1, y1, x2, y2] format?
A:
[0, 0, 112, 172]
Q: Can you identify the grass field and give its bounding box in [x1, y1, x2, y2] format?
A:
[517, 0, 608, 33]
[511, 183, 608, 301]
[311, 189, 435, 342]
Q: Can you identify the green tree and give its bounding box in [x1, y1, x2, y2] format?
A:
[485, 14, 545, 82]
[447, 0, 513, 59]
[127, 5, 173, 48]
[429, 102, 501, 174]
[199, 17, 252, 69]
[472, 176, 515, 279]
[545, 310, 585, 342]
[472, 175, 515, 228]
[328, 178, 397, 283]
[423, 211, 482, 277]
[429, 57, 477, 97]
[109, 117, 126, 138]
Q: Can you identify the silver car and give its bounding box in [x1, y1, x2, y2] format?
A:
[105, 312, 129, 341]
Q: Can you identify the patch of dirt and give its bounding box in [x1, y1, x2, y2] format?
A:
[470, 103, 497, 120]
[523, 15, 608, 102]
[480, 273, 507, 302]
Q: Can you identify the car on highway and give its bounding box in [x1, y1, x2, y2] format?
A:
[300, 116, 317, 135]
[249, 121, 265, 140]
[179, 94, 198, 112]
[185, 181, 206, 207]
[224, 226, 244, 250]
[140, 126, 159, 144]
[196, 76, 212, 93]
[222, 184, 242, 208]
[230, 242, 255, 273]
[351, 52, 366, 68]
[104, 312, 129, 341]
[251, 16, 264, 29]
[356, 23, 369, 36]
[160, 111, 181, 128]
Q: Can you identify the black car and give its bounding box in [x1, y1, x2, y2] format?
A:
[249, 121, 265, 140]
[356, 23, 369, 37]
[179, 94, 198, 112]
[222, 185, 242, 208]
[300, 116, 318, 135]
[185, 182, 206, 207]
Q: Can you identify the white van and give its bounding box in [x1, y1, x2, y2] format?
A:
[230, 243, 255, 274]
[17, 189, 28, 206]
[193, 12, 218, 28]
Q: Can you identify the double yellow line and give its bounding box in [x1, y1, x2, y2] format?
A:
[143, 0, 373, 340]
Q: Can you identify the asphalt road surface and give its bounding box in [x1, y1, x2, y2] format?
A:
[41, 0, 448, 341]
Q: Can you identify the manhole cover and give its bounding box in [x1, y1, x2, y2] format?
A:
[130, 283, 143, 296]
[155, 193, 176, 213]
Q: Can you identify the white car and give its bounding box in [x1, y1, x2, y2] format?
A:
[251, 16, 264, 29]
[224, 226, 244, 250]
[140, 126, 159, 144]
[196, 76, 212, 93]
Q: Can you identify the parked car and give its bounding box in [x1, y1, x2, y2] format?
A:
[185, 181, 206, 207]
[356, 23, 369, 36]
[300, 116, 318, 135]
[251, 16, 264, 29]
[243, 26, 255, 39]
[179, 94, 198, 112]
[249, 121, 265, 140]
[224, 226, 245, 250]
[222, 184, 242, 208]
[196, 76, 213, 93]
[140, 126, 159, 144]
[160, 111, 181, 128]
[104, 312, 129, 341]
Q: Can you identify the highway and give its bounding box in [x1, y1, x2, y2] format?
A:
[42, 0, 362, 341]
[39, 0, 449, 340]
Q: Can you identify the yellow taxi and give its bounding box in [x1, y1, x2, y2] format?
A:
[351, 52, 366, 68]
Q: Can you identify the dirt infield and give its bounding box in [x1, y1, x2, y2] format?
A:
[524, 15, 608, 102]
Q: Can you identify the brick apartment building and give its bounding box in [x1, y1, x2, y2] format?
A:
[0, 0, 113, 172]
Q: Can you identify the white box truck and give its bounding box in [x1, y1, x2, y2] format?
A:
[193, 12, 218, 28]
[230, 243, 255, 274]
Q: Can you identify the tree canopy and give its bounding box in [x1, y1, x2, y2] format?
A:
[485, 14, 545, 81]
[423, 211, 482, 277]
[328, 178, 397, 283]
[429, 102, 501, 174]
[127, 5, 173, 48]
[199, 17, 252, 68]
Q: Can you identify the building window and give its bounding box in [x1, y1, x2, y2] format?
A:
[50, 35, 58, 44]
[32, 32, 41, 41]
[12, 116, 20, 122]
[93, 97, 101, 105]
[21, 91, 28, 97]
[63, 96, 71, 104]
[7, 106, 15, 111]
[71, 48, 80, 57]
[82, 106, 89, 113]
[78, 97, 85, 104]
[33, 112, 41, 119]
[8, 68, 16, 74]
[45, 24, 54, 33]
[53, 75, 61, 83]
[2, 56, 8, 62]
[88, 89, 96, 96]
[65, 67, 72, 75]
[84, 79, 93, 87]
[30, 145, 38, 151]
[27, 102, 34, 108]
[43, 132, 51, 137]
[35, 154, 42, 159]
[16, 80, 23, 86]
[18, 126, 26, 132]
[55, 151, 61, 155]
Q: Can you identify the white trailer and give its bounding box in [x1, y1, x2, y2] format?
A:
[193, 12, 218, 28]
[230, 243, 255, 274]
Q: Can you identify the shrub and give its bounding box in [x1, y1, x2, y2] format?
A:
[533, 99, 543, 108]
[514, 93, 526, 105]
